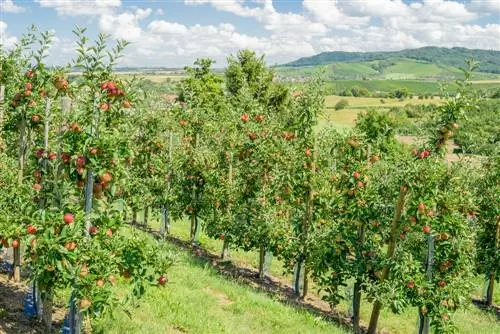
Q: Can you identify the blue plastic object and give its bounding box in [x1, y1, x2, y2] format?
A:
[61, 313, 71, 334]
[23, 285, 38, 317]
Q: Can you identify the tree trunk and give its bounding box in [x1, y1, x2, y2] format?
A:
[143, 206, 149, 227]
[368, 186, 407, 334]
[42, 293, 53, 332]
[221, 239, 230, 260]
[486, 272, 495, 307]
[293, 258, 304, 297]
[13, 117, 27, 282]
[258, 246, 266, 280]
[418, 234, 434, 334]
[352, 279, 362, 334]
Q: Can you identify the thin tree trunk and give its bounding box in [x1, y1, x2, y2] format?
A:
[132, 210, 137, 224]
[418, 234, 434, 334]
[258, 246, 266, 280]
[143, 206, 149, 227]
[352, 226, 366, 333]
[486, 217, 500, 306]
[42, 292, 53, 332]
[13, 117, 27, 282]
[221, 239, 230, 260]
[352, 279, 362, 334]
[368, 186, 407, 334]
[293, 258, 304, 297]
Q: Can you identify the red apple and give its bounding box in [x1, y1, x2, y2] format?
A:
[63, 213, 74, 224]
[158, 275, 168, 285]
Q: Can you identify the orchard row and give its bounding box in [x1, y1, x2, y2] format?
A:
[0, 28, 498, 334]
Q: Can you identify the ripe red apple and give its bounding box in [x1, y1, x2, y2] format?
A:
[107, 81, 116, 90]
[422, 225, 431, 234]
[357, 181, 364, 188]
[76, 167, 85, 175]
[65, 241, 76, 251]
[101, 172, 112, 183]
[106, 229, 113, 237]
[89, 226, 98, 235]
[25, 90, 32, 97]
[158, 275, 168, 285]
[26, 69, 34, 78]
[12, 239, 20, 248]
[241, 114, 249, 122]
[27, 225, 37, 235]
[407, 281, 415, 289]
[36, 149, 45, 158]
[179, 120, 188, 127]
[438, 280, 446, 288]
[88, 147, 98, 155]
[76, 156, 86, 167]
[33, 183, 42, 191]
[399, 233, 406, 240]
[48, 152, 57, 161]
[34, 170, 42, 179]
[63, 213, 74, 224]
[96, 279, 105, 287]
[353, 171, 361, 180]
[254, 114, 264, 123]
[426, 210, 435, 217]
[54, 78, 69, 91]
[417, 203, 426, 213]
[31, 115, 41, 123]
[100, 103, 109, 111]
[25, 82, 33, 91]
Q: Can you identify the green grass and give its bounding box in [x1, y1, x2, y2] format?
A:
[93, 227, 345, 334]
[129, 211, 500, 334]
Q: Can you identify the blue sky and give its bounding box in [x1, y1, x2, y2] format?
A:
[1, 0, 499, 67]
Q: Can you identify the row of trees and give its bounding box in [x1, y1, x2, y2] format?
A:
[0, 27, 173, 332]
[125, 52, 499, 334]
[0, 27, 498, 334]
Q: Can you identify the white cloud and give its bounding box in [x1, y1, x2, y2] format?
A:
[16, 0, 500, 67]
[0, 0, 25, 13]
[0, 21, 18, 49]
[99, 8, 152, 42]
[186, 0, 329, 37]
[35, 0, 121, 16]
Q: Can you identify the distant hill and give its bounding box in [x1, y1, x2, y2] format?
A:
[280, 47, 500, 79]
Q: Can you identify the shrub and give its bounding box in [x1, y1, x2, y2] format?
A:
[334, 99, 349, 110]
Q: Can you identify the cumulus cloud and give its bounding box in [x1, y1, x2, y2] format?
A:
[21, 0, 500, 66]
[35, 0, 121, 16]
[0, 21, 18, 49]
[99, 8, 152, 42]
[1, 0, 25, 13]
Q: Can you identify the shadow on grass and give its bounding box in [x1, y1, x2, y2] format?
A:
[129, 221, 364, 334]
